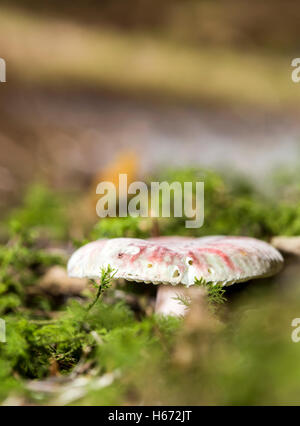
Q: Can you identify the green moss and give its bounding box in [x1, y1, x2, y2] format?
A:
[151, 166, 300, 239]
[7, 183, 69, 240]
[91, 216, 151, 240]
[0, 225, 64, 316]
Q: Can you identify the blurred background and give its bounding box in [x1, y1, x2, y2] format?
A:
[0, 0, 300, 215]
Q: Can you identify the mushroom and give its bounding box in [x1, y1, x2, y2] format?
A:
[67, 235, 283, 316]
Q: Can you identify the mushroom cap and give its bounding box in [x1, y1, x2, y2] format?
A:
[68, 236, 283, 287]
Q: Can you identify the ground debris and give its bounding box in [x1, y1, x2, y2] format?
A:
[272, 236, 300, 257]
[25, 370, 121, 406]
[38, 266, 88, 295]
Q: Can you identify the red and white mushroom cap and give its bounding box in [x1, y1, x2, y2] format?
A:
[68, 236, 283, 287]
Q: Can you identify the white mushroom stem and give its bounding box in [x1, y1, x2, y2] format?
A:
[155, 284, 208, 317]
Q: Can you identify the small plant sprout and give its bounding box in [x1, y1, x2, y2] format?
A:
[194, 277, 226, 312]
[172, 282, 225, 317]
[173, 293, 192, 310]
[156, 277, 226, 317]
[87, 265, 116, 312]
[68, 236, 283, 317]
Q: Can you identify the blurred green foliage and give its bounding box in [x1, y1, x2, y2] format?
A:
[0, 225, 63, 317]
[7, 184, 69, 240]
[156, 167, 300, 238]
[92, 166, 300, 240]
[91, 216, 151, 240]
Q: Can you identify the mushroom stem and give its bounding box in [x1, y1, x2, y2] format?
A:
[155, 284, 207, 317]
